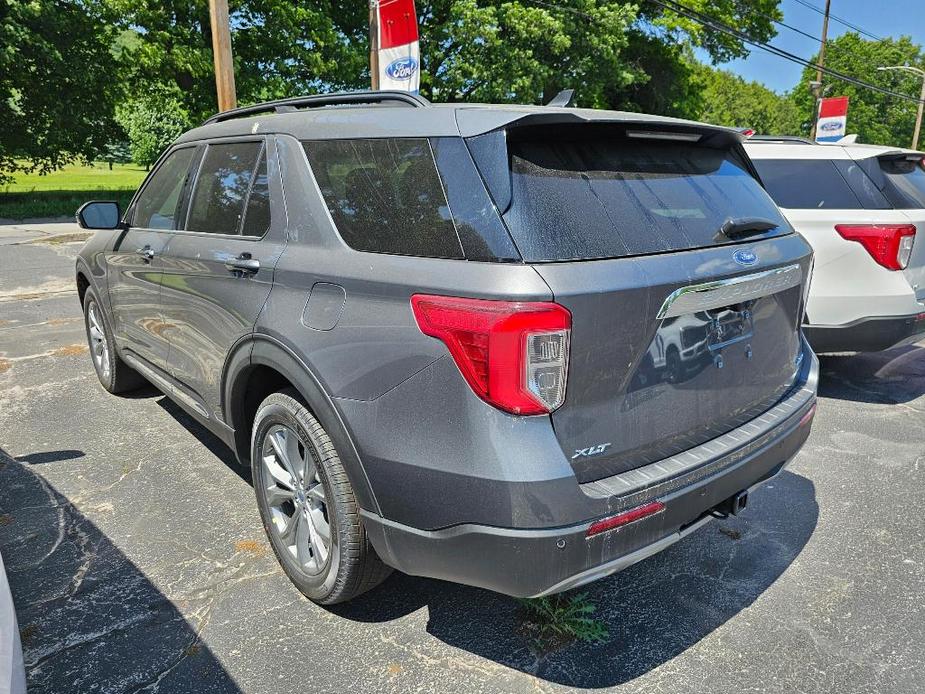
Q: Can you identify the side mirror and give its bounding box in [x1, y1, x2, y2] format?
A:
[76, 201, 122, 230]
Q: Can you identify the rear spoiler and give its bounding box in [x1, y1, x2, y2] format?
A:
[454, 108, 745, 145]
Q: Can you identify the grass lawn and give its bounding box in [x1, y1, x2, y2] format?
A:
[1, 162, 148, 220]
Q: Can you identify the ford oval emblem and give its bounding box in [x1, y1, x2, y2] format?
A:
[733, 249, 758, 266]
[385, 56, 418, 82]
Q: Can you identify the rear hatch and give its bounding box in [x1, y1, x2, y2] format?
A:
[466, 120, 812, 482]
[855, 152, 925, 298]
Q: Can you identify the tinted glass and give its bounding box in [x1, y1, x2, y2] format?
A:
[500, 131, 787, 262]
[878, 156, 925, 209]
[133, 147, 196, 229]
[430, 137, 520, 262]
[241, 150, 271, 237]
[752, 159, 864, 209]
[832, 160, 891, 209]
[303, 139, 463, 258]
[187, 142, 262, 234]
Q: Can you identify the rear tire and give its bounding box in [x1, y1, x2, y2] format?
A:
[82, 287, 145, 394]
[251, 390, 391, 604]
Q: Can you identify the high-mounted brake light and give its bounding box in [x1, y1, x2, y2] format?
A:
[586, 501, 665, 538]
[835, 224, 916, 271]
[411, 295, 570, 415]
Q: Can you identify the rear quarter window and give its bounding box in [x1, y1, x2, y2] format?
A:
[875, 156, 925, 209]
[303, 138, 464, 259]
[751, 158, 876, 209]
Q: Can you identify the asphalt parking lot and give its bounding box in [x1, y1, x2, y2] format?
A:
[1, 222, 924, 694]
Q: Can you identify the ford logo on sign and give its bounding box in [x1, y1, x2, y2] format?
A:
[820, 121, 841, 132]
[385, 56, 418, 82]
[733, 249, 758, 266]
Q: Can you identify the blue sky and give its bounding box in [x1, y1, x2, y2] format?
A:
[702, 0, 925, 93]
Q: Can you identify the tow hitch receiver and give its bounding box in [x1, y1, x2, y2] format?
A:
[715, 490, 749, 517]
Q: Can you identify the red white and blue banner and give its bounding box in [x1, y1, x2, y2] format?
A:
[374, 0, 420, 93]
[816, 96, 849, 142]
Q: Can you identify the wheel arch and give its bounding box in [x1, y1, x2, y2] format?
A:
[223, 335, 381, 515]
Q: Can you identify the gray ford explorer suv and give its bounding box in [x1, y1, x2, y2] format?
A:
[75, 91, 819, 604]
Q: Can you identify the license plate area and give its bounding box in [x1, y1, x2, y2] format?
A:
[706, 303, 755, 351]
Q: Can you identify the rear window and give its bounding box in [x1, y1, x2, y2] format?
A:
[303, 138, 463, 259]
[493, 127, 788, 262]
[752, 158, 871, 210]
[876, 156, 925, 209]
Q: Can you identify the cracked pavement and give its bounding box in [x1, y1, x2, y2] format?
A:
[1, 223, 924, 693]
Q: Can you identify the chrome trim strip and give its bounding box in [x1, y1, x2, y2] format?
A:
[122, 352, 211, 419]
[657, 264, 802, 319]
[531, 514, 714, 597]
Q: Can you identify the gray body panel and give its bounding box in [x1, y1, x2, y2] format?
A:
[76, 96, 818, 597]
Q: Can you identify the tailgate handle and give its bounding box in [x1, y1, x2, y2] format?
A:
[657, 265, 802, 320]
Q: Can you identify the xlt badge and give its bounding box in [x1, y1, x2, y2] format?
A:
[572, 443, 612, 459]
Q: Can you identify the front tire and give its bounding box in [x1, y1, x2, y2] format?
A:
[251, 390, 391, 604]
[82, 287, 145, 394]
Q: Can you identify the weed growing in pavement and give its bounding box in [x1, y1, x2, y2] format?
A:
[517, 592, 609, 652]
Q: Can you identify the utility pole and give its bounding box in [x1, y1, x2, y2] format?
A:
[208, 0, 237, 112]
[877, 65, 925, 150]
[369, 0, 380, 90]
[809, 0, 832, 140]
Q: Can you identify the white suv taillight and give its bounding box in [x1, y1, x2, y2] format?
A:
[835, 224, 916, 271]
[411, 295, 571, 415]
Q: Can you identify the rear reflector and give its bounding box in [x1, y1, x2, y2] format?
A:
[798, 402, 817, 428]
[586, 501, 665, 538]
[835, 224, 916, 271]
[411, 295, 571, 415]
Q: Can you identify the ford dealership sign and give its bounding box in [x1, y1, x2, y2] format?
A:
[385, 56, 418, 82]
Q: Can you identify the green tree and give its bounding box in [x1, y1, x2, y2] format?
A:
[115, 88, 191, 167]
[791, 33, 925, 147]
[694, 64, 801, 134]
[102, 0, 790, 119]
[0, 0, 124, 182]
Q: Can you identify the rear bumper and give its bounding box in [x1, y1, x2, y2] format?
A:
[363, 347, 819, 598]
[805, 311, 925, 353]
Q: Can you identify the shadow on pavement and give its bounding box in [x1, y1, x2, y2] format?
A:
[15, 450, 85, 465]
[336, 471, 819, 688]
[819, 344, 925, 404]
[0, 447, 242, 694]
[152, 382, 819, 689]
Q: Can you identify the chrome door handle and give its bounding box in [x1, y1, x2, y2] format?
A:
[135, 246, 155, 261]
[224, 253, 260, 275]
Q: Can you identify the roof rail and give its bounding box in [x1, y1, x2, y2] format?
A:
[747, 135, 817, 145]
[201, 90, 431, 126]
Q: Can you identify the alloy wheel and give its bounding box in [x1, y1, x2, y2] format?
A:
[260, 424, 332, 575]
[87, 302, 111, 381]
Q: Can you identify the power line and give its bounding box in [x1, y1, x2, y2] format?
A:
[770, 15, 823, 44]
[790, 0, 883, 41]
[521, 0, 923, 105]
[649, 0, 924, 104]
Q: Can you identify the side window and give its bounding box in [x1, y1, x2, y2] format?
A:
[241, 150, 271, 237]
[832, 160, 891, 209]
[302, 138, 463, 258]
[751, 158, 863, 209]
[186, 141, 263, 234]
[133, 147, 196, 229]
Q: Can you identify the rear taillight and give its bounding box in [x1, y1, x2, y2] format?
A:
[835, 224, 916, 271]
[410, 294, 570, 415]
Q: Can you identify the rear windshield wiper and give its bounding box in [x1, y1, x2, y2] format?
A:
[714, 217, 780, 242]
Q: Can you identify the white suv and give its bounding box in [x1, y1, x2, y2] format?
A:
[746, 137, 925, 352]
